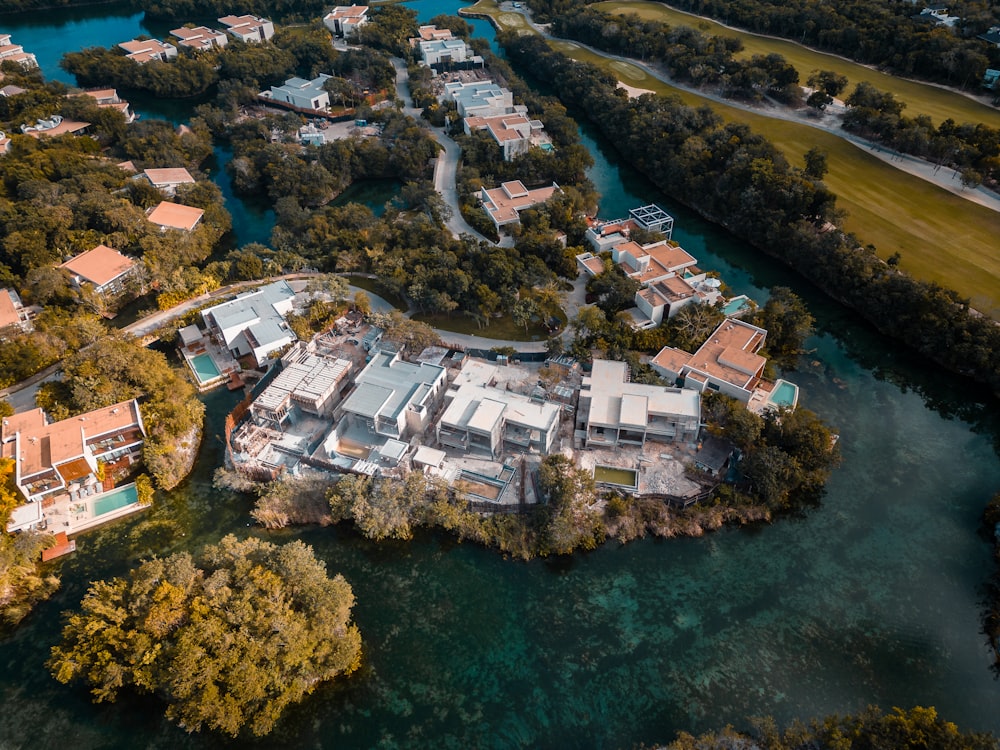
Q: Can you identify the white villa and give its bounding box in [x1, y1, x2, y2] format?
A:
[265, 74, 332, 111]
[464, 113, 546, 161]
[481, 180, 559, 229]
[201, 280, 297, 365]
[323, 5, 370, 36]
[443, 80, 519, 118]
[0, 34, 38, 68]
[578, 359, 701, 449]
[59, 244, 136, 297]
[118, 38, 178, 63]
[170, 26, 229, 52]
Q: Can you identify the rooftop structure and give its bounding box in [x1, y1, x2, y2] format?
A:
[118, 38, 178, 64]
[202, 280, 296, 366]
[218, 14, 275, 43]
[21, 115, 89, 138]
[170, 25, 228, 52]
[0, 34, 38, 69]
[146, 201, 204, 231]
[480, 180, 559, 228]
[443, 80, 518, 118]
[437, 361, 561, 457]
[74, 88, 134, 122]
[143, 167, 195, 195]
[323, 5, 370, 36]
[1, 399, 145, 518]
[250, 348, 353, 428]
[464, 113, 545, 161]
[0, 288, 30, 335]
[578, 359, 701, 449]
[59, 244, 136, 296]
[613, 240, 698, 285]
[417, 38, 476, 67]
[629, 204, 674, 236]
[265, 73, 332, 112]
[411, 25, 453, 43]
[338, 350, 447, 441]
[651, 319, 771, 403]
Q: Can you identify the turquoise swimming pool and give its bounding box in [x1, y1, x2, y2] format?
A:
[722, 295, 751, 317]
[769, 380, 799, 408]
[191, 353, 221, 383]
[93, 484, 139, 516]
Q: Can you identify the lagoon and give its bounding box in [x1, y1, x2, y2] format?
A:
[0, 2, 999, 748]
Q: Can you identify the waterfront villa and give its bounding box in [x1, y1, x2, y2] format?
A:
[410, 25, 454, 43]
[59, 244, 136, 297]
[73, 88, 135, 123]
[118, 38, 178, 64]
[578, 359, 701, 449]
[2, 400, 146, 532]
[264, 74, 332, 112]
[218, 14, 275, 43]
[146, 201, 204, 232]
[170, 26, 229, 52]
[142, 167, 195, 195]
[323, 5, 370, 36]
[417, 38, 476, 67]
[201, 280, 297, 365]
[480, 180, 559, 229]
[22, 115, 90, 139]
[0, 34, 38, 69]
[437, 360, 561, 458]
[336, 349, 447, 442]
[443, 81, 519, 118]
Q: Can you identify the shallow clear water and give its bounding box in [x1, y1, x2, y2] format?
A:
[1, 3, 999, 749]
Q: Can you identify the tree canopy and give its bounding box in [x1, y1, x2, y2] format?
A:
[48, 535, 362, 737]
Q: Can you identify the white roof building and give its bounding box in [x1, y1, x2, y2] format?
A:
[443, 80, 519, 118]
[119, 38, 178, 63]
[170, 26, 229, 51]
[578, 359, 701, 448]
[201, 281, 297, 366]
[265, 74, 332, 112]
[323, 5, 370, 36]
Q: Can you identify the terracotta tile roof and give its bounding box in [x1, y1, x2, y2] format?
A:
[143, 167, 195, 186]
[0, 289, 21, 329]
[684, 320, 768, 390]
[147, 201, 204, 231]
[466, 114, 531, 143]
[327, 5, 369, 19]
[482, 181, 558, 224]
[25, 119, 89, 138]
[60, 244, 134, 287]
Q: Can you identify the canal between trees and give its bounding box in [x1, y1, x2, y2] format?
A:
[1, 2, 999, 748]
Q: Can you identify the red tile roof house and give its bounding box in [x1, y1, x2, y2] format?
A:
[59, 244, 137, 296]
[147, 201, 204, 232]
[218, 15, 275, 43]
[142, 167, 195, 196]
[480, 180, 559, 229]
[2, 400, 146, 533]
[0, 288, 31, 336]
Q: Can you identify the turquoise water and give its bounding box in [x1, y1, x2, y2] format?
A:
[770, 380, 798, 407]
[0, 4, 999, 748]
[722, 296, 751, 316]
[92, 484, 139, 516]
[190, 354, 221, 383]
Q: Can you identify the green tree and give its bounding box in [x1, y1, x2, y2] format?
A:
[48, 535, 361, 738]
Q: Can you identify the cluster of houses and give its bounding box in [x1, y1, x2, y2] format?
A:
[119, 14, 274, 63]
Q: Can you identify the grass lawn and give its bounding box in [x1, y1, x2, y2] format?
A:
[548, 42, 1000, 315]
[593, 0, 1000, 129]
[463, 0, 531, 32]
[413, 311, 553, 341]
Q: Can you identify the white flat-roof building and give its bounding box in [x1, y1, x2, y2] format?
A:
[201, 280, 297, 366]
[338, 350, 447, 441]
[578, 359, 701, 448]
[437, 364, 561, 458]
[323, 5, 370, 36]
[418, 38, 473, 66]
[464, 113, 545, 161]
[265, 74, 332, 111]
[443, 81, 518, 118]
[218, 15, 275, 43]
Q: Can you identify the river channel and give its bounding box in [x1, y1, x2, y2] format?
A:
[1, 2, 1000, 748]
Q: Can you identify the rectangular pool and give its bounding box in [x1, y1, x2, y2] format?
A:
[722, 296, 751, 317]
[93, 484, 139, 516]
[593, 465, 638, 489]
[191, 353, 221, 383]
[769, 380, 799, 407]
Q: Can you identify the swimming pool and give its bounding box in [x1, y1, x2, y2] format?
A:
[191, 353, 221, 383]
[722, 295, 752, 317]
[93, 484, 139, 516]
[768, 379, 799, 408]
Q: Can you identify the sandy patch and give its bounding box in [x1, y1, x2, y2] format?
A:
[617, 82, 655, 98]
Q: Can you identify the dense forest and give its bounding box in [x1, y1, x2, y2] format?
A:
[49, 535, 362, 737]
[528, 0, 1000, 90]
[662, 705, 998, 749]
[501, 33, 1000, 392]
